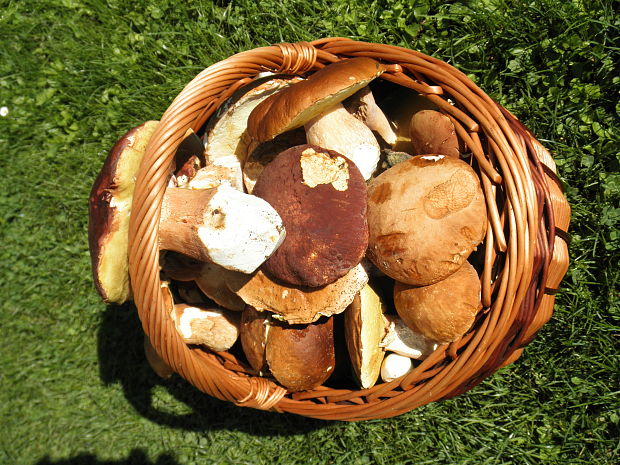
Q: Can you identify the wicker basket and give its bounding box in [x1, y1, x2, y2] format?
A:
[126, 38, 570, 421]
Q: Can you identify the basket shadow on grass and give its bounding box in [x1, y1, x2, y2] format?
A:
[97, 303, 329, 434]
[36, 449, 178, 465]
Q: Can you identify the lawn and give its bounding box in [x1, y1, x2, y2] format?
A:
[0, 0, 618, 464]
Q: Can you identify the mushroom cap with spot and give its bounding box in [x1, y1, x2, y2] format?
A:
[367, 154, 487, 286]
[253, 144, 368, 288]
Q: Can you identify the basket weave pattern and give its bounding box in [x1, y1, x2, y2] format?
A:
[127, 38, 570, 421]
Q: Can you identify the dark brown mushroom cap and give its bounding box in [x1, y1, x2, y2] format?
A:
[252, 144, 368, 288]
[266, 317, 335, 392]
[88, 121, 159, 304]
[246, 57, 385, 143]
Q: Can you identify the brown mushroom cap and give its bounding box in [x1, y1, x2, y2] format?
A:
[266, 317, 335, 392]
[247, 58, 386, 143]
[253, 144, 368, 287]
[227, 264, 368, 325]
[409, 110, 462, 158]
[239, 306, 271, 373]
[88, 121, 159, 304]
[367, 155, 487, 286]
[393, 261, 482, 343]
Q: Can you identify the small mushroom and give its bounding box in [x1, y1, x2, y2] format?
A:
[247, 57, 387, 144]
[393, 261, 482, 343]
[227, 263, 368, 325]
[240, 306, 336, 392]
[344, 283, 389, 389]
[380, 315, 438, 359]
[171, 303, 239, 351]
[252, 144, 368, 287]
[367, 154, 487, 286]
[304, 103, 381, 180]
[143, 335, 173, 379]
[380, 353, 413, 383]
[409, 110, 462, 158]
[186, 159, 244, 191]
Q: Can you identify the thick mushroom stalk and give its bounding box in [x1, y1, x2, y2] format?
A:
[159, 184, 286, 274]
[305, 103, 381, 180]
[343, 86, 397, 145]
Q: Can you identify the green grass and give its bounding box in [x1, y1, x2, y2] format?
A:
[1, 0, 618, 464]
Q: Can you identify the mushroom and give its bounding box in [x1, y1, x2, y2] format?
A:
[366, 154, 487, 286]
[252, 144, 368, 288]
[304, 103, 381, 180]
[162, 252, 246, 311]
[89, 123, 286, 304]
[240, 306, 335, 392]
[380, 353, 413, 383]
[393, 261, 482, 343]
[380, 315, 438, 359]
[159, 184, 286, 274]
[246, 57, 387, 144]
[203, 76, 301, 174]
[171, 303, 239, 351]
[88, 121, 159, 304]
[343, 85, 397, 145]
[409, 110, 462, 158]
[226, 263, 369, 325]
[344, 283, 389, 389]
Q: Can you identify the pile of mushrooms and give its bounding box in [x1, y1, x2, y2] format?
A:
[89, 57, 489, 391]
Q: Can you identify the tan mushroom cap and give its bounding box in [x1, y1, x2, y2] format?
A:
[226, 263, 368, 324]
[367, 154, 487, 286]
[246, 57, 386, 143]
[409, 110, 462, 158]
[88, 121, 159, 304]
[393, 261, 482, 343]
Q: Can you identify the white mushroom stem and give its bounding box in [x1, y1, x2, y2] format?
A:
[380, 315, 438, 359]
[171, 304, 239, 351]
[380, 353, 413, 382]
[159, 184, 285, 274]
[304, 103, 381, 180]
[344, 86, 397, 145]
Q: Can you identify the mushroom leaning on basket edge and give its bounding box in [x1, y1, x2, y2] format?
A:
[89, 40, 570, 420]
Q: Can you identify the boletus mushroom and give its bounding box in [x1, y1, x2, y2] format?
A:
[246, 57, 387, 144]
[409, 110, 462, 158]
[367, 154, 487, 286]
[252, 144, 368, 288]
[227, 263, 368, 325]
[393, 261, 482, 343]
[240, 306, 335, 392]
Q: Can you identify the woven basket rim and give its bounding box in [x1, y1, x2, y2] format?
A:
[126, 38, 569, 421]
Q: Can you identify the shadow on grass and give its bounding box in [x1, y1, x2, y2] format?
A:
[36, 450, 177, 465]
[97, 303, 330, 435]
